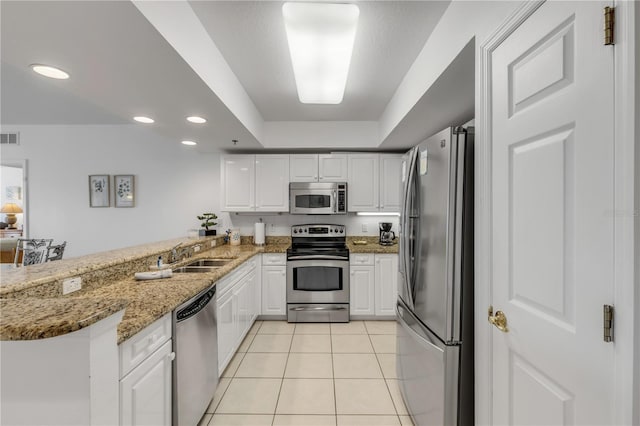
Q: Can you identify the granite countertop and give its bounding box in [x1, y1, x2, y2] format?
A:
[0, 242, 290, 343]
[346, 236, 399, 254]
[0, 235, 395, 343]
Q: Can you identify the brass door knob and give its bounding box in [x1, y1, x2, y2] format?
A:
[488, 306, 509, 332]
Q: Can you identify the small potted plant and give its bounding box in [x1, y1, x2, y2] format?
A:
[197, 212, 218, 236]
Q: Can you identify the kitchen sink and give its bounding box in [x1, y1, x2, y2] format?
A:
[173, 266, 219, 273]
[185, 258, 234, 267]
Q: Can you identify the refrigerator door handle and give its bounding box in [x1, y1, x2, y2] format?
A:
[402, 148, 419, 306]
[397, 302, 445, 357]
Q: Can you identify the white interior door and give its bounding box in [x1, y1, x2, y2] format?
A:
[489, 1, 615, 424]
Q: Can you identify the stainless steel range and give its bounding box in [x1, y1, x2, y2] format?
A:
[286, 224, 350, 322]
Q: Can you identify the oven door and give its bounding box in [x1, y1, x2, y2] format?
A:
[290, 189, 336, 214]
[286, 258, 349, 304]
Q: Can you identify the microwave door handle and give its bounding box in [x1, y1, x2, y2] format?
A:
[333, 190, 337, 213]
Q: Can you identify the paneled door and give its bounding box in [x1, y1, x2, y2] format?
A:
[489, 1, 614, 424]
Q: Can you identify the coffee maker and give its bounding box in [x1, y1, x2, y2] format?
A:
[379, 222, 396, 246]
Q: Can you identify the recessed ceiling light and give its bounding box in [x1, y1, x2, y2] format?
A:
[30, 64, 70, 80]
[181, 140, 197, 146]
[186, 116, 207, 124]
[133, 116, 154, 124]
[282, 2, 359, 104]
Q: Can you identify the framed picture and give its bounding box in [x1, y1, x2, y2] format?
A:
[6, 186, 22, 201]
[114, 175, 135, 207]
[89, 175, 110, 207]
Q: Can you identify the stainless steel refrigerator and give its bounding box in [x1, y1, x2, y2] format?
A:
[397, 125, 474, 426]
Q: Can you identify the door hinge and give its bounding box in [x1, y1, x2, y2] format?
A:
[604, 6, 615, 45]
[603, 304, 614, 342]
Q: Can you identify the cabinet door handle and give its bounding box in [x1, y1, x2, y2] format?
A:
[168, 352, 176, 361]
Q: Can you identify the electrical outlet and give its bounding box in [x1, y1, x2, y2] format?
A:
[193, 245, 201, 252]
[62, 277, 82, 295]
[361, 223, 368, 233]
[210, 240, 216, 247]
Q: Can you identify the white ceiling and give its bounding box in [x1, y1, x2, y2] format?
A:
[1, 0, 456, 151]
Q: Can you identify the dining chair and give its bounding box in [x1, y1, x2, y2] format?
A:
[46, 241, 67, 262]
[14, 238, 53, 266]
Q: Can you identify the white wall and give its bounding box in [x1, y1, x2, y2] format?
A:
[0, 125, 220, 258]
[379, 0, 522, 143]
[224, 213, 399, 241]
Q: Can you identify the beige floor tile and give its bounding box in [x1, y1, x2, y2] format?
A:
[330, 321, 367, 334]
[295, 323, 331, 335]
[221, 352, 246, 377]
[238, 333, 256, 352]
[248, 334, 293, 353]
[337, 415, 401, 425]
[285, 353, 333, 378]
[290, 334, 332, 353]
[210, 414, 274, 425]
[198, 413, 212, 426]
[235, 353, 288, 378]
[370, 335, 397, 354]
[399, 415, 414, 425]
[259, 321, 296, 335]
[207, 377, 231, 413]
[331, 334, 373, 353]
[386, 379, 408, 415]
[333, 354, 383, 378]
[273, 414, 337, 426]
[248, 321, 263, 335]
[216, 378, 281, 414]
[334, 379, 396, 415]
[376, 353, 397, 379]
[276, 378, 336, 415]
[364, 321, 397, 335]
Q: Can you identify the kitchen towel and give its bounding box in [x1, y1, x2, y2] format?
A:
[254, 222, 265, 246]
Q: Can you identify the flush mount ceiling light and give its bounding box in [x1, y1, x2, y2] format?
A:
[133, 116, 154, 124]
[181, 140, 197, 146]
[186, 116, 207, 124]
[30, 64, 70, 80]
[282, 2, 359, 104]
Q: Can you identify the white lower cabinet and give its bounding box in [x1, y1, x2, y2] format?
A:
[119, 313, 173, 426]
[350, 253, 398, 317]
[375, 254, 399, 316]
[120, 340, 173, 426]
[216, 256, 260, 376]
[350, 254, 375, 316]
[350, 265, 375, 315]
[261, 254, 287, 316]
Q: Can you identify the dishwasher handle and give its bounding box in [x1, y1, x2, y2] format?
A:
[176, 287, 216, 322]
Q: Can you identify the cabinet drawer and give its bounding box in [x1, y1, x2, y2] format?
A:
[262, 253, 286, 266]
[217, 257, 257, 296]
[119, 313, 172, 378]
[350, 253, 374, 266]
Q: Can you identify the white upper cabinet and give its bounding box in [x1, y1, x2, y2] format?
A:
[379, 154, 403, 212]
[318, 154, 348, 182]
[348, 153, 403, 213]
[290, 154, 347, 182]
[256, 155, 289, 211]
[221, 155, 255, 211]
[347, 153, 379, 212]
[221, 155, 289, 212]
[289, 154, 319, 182]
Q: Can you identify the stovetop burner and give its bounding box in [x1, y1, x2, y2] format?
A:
[288, 224, 348, 260]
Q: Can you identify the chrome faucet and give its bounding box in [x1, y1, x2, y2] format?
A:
[169, 243, 183, 264]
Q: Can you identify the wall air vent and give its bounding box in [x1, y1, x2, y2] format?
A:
[0, 133, 19, 145]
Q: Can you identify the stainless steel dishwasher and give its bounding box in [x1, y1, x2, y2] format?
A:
[173, 284, 218, 426]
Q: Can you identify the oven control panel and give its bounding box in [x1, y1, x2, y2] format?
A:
[291, 224, 345, 236]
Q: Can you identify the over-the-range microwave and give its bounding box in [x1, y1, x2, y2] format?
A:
[289, 182, 347, 215]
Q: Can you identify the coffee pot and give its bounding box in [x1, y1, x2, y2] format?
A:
[379, 222, 396, 246]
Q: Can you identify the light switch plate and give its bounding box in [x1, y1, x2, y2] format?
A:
[361, 224, 368, 233]
[62, 277, 82, 295]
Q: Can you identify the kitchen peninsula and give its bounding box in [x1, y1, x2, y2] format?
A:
[0, 234, 397, 425]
